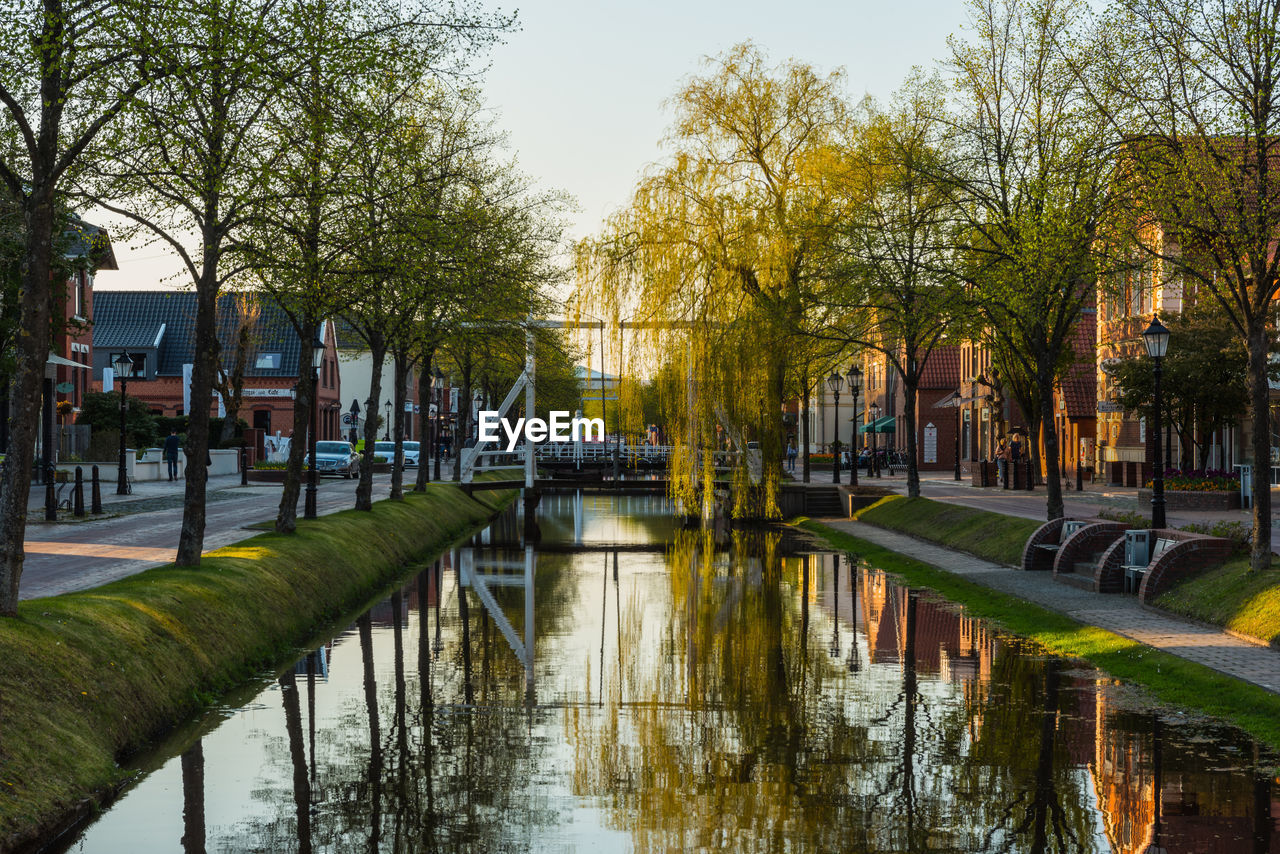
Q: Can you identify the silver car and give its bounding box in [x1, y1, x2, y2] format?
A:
[374, 440, 420, 468]
[307, 441, 360, 478]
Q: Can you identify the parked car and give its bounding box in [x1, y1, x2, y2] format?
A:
[373, 441, 420, 467]
[306, 441, 361, 478]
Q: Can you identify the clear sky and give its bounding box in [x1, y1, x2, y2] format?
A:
[95, 0, 966, 289]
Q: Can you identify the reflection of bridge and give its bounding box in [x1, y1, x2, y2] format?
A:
[458, 544, 536, 703]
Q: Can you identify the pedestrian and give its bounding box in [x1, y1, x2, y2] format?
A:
[786, 440, 797, 472]
[995, 437, 1009, 484]
[163, 428, 181, 481]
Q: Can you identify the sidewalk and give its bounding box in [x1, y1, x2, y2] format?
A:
[820, 518, 1280, 694]
[19, 463, 459, 600]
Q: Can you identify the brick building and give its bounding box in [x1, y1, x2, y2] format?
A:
[91, 291, 343, 440]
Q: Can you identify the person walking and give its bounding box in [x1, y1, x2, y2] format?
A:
[163, 428, 181, 481]
[786, 440, 797, 472]
[995, 437, 1009, 485]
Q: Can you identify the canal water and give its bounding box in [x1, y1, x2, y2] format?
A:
[56, 493, 1279, 853]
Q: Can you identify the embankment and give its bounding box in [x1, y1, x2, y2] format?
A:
[0, 482, 515, 852]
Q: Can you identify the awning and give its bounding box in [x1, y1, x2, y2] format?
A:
[933, 391, 961, 408]
[46, 353, 90, 370]
[858, 416, 896, 434]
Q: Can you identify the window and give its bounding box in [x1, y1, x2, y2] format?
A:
[110, 353, 145, 378]
[255, 353, 282, 370]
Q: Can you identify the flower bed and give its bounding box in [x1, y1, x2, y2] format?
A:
[1145, 468, 1239, 492]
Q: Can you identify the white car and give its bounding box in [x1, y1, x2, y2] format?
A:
[373, 441, 420, 468]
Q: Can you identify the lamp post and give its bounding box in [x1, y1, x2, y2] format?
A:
[1142, 315, 1170, 529]
[826, 371, 844, 484]
[113, 354, 132, 495]
[434, 368, 445, 481]
[383, 400, 391, 441]
[847, 366, 861, 487]
[304, 330, 323, 520]
[869, 402, 882, 478]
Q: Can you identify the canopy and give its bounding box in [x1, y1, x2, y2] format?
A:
[858, 416, 896, 434]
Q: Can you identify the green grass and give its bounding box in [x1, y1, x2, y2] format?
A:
[0, 481, 516, 850]
[800, 519, 1280, 752]
[1155, 554, 1280, 646]
[853, 495, 1042, 566]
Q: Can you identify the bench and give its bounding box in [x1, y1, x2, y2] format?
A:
[1034, 520, 1086, 557]
[1122, 536, 1175, 594]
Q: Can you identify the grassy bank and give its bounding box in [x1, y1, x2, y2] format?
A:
[1154, 555, 1280, 647]
[853, 495, 1041, 566]
[0, 481, 516, 852]
[801, 520, 1280, 752]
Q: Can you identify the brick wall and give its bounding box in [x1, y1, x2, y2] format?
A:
[1052, 522, 1131, 578]
[1021, 518, 1066, 572]
[1139, 531, 1233, 602]
[1137, 488, 1241, 511]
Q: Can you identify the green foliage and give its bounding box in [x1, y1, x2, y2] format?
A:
[252, 461, 287, 470]
[78, 392, 157, 449]
[853, 495, 1041, 567]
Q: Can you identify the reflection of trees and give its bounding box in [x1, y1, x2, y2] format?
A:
[180, 740, 205, 854]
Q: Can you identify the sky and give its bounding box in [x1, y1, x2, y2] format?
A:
[93, 0, 966, 290]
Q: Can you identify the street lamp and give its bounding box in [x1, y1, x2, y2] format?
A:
[304, 330, 323, 520]
[847, 366, 861, 487]
[826, 371, 844, 484]
[869, 402, 882, 478]
[383, 400, 391, 441]
[1142, 315, 1170, 528]
[434, 367, 445, 481]
[112, 353, 132, 495]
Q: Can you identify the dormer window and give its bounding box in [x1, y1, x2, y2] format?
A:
[255, 352, 281, 370]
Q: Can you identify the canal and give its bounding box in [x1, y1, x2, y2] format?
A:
[57, 492, 1278, 852]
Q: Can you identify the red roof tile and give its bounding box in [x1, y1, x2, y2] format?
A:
[1061, 312, 1097, 418]
[918, 345, 961, 389]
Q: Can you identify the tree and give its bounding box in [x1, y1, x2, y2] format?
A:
[577, 43, 847, 516]
[1093, 0, 1280, 570]
[213, 293, 262, 444]
[0, 0, 172, 612]
[820, 76, 964, 498]
[943, 0, 1121, 520]
[89, 0, 285, 566]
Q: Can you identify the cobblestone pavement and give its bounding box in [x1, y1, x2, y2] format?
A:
[820, 518, 1280, 694]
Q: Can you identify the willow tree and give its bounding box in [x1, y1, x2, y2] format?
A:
[1090, 0, 1280, 571]
[944, 0, 1121, 521]
[576, 43, 847, 516]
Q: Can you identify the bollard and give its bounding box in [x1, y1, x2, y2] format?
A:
[1002, 459, 1010, 490]
[1026, 457, 1034, 491]
[73, 466, 85, 517]
[91, 465, 103, 513]
[44, 463, 56, 521]
[241, 447, 248, 486]
[1076, 461, 1083, 492]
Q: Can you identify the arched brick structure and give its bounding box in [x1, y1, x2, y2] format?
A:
[1021, 518, 1066, 572]
[1094, 538, 1127, 593]
[1052, 522, 1131, 579]
[1138, 531, 1232, 603]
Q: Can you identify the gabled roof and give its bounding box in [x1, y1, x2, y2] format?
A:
[93, 291, 319, 377]
[64, 216, 118, 271]
[1061, 311, 1097, 418]
[918, 345, 961, 389]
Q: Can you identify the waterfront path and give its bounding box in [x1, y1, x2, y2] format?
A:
[19, 467, 456, 600]
[819, 518, 1280, 695]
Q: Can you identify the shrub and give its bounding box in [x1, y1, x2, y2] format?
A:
[253, 461, 287, 470]
[1181, 520, 1252, 553]
[1144, 468, 1240, 492]
[79, 391, 157, 449]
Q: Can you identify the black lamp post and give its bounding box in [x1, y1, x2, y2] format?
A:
[348, 399, 360, 446]
[1142, 315, 1170, 529]
[827, 370, 844, 483]
[434, 368, 445, 481]
[383, 400, 391, 442]
[870, 402, 882, 478]
[847, 366, 861, 487]
[113, 354, 132, 495]
[304, 330, 323, 520]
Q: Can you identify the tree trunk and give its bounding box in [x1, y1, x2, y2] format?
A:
[1249, 322, 1272, 571]
[800, 373, 811, 483]
[390, 350, 409, 500]
[903, 379, 920, 498]
[275, 331, 317, 533]
[452, 358, 472, 482]
[176, 240, 221, 565]
[0, 191, 56, 614]
[1037, 361, 1064, 520]
[414, 349, 433, 492]
[356, 338, 386, 510]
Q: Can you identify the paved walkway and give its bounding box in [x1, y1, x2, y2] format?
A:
[19, 464, 458, 600]
[820, 518, 1280, 694]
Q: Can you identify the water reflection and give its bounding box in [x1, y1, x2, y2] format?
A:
[58, 493, 1279, 854]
